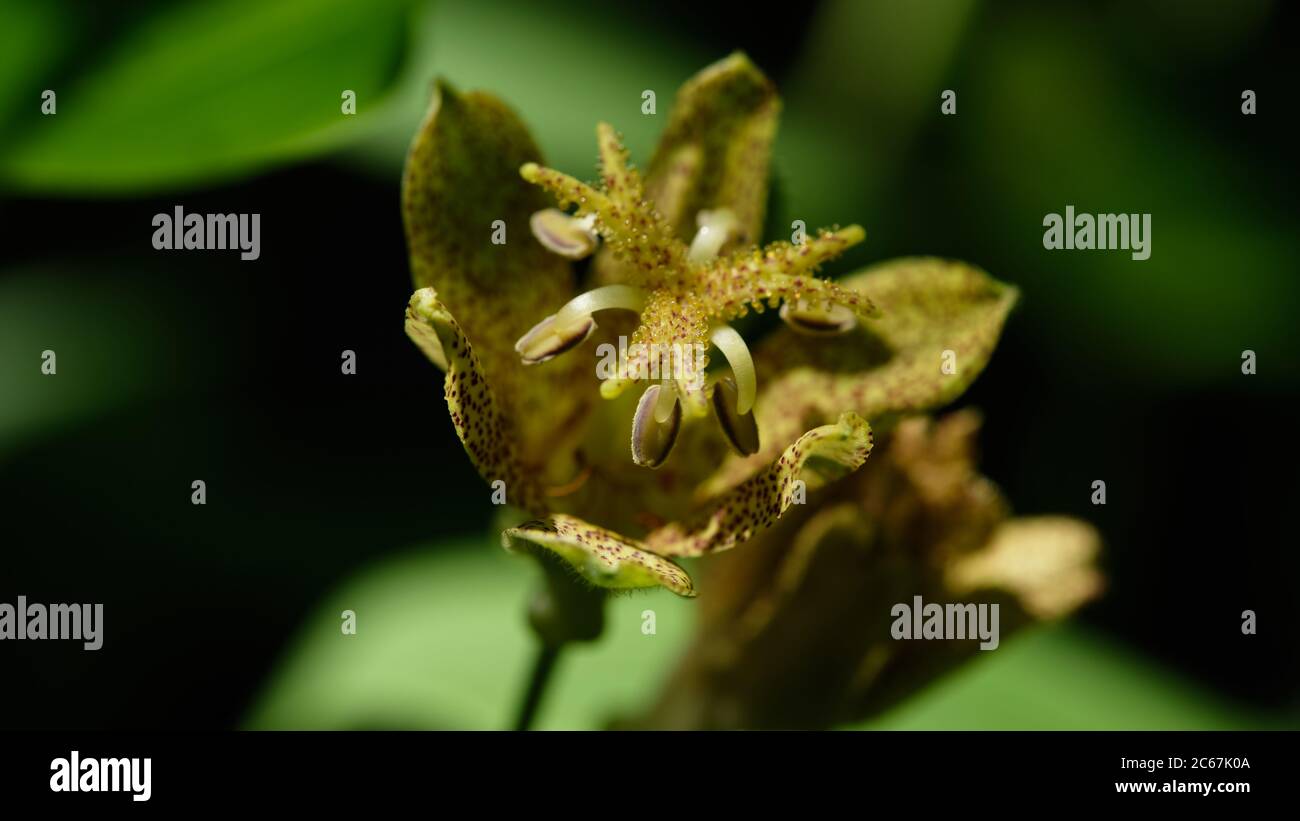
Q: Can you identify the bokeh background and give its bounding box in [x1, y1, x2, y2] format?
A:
[1, 0, 1296, 729]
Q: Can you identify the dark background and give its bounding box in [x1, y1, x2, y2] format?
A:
[1, 0, 1296, 728]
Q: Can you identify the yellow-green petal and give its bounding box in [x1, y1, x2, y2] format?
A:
[403, 80, 591, 471]
[646, 51, 780, 247]
[647, 412, 873, 557]
[502, 514, 696, 597]
[405, 288, 547, 516]
[704, 258, 1016, 495]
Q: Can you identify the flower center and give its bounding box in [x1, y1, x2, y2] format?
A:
[512, 123, 875, 467]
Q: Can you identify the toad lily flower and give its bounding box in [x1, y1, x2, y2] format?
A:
[402, 53, 1021, 602]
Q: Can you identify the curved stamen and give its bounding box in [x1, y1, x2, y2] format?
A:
[653, 378, 679, 423]
[688, 208, 741, 264]
[709, 324, 756, 415]
[516, 285, 648, 365]
[555, 284, 647, 326]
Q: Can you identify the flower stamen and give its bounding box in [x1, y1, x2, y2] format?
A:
[709, 324, 756, 414]
[632, 382, 682, 468]
[653, 377, 680, 423]
[688, 208, 741, 264]
[515, 284, 647, 365]
[711, 376, 760, 456]
[530, 209, 599, 259]
[779, 298, 858, 335]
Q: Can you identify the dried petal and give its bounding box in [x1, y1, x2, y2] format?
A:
[947, 517, 1105, 619]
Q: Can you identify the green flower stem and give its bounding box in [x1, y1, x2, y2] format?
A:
[513, 643, 560, 731]
[510, 552, 607, 730]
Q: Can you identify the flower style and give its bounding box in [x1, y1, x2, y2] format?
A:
[401, 53, 1031, 601]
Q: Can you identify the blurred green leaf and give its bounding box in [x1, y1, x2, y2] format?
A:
[0, 0, 415, 194]
[0, 267, 200, 459]
[248, 541, 1276, 730]
[245, 541, 697, 730]
[343, 0, 704, 183]
[959, 10, 1300, 384]
[0, 0, 69, 130]
[859, 624, 1272, 730]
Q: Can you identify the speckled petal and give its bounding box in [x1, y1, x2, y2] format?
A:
[703, 258, 1016, 496]
[503, 514, 696, 597]
[646, 51, 780, 247]
[403, 80, 591, 472]
[646, 412, 873, 557]
[405, 288, 547, 516]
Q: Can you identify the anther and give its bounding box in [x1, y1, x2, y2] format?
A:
[711, 376, 760, 456]
[632, 383, 681, 468]
[779, 299, 858, 335]
[530, 209, 599, 259]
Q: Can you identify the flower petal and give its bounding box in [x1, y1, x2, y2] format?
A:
[646, 51, 780, 247]
[502, 514, 696, 597]
[403, 80, 591, 471]
[947, 517, 1105, 620]
[405, 288, 547, 516]
[703, 258, 1016, 495]
[647, 412, 873, 557]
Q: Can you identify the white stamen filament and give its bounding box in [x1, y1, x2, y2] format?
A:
[653, 378, 679, 423]
[555, 284, 647, 327]
[688, 208, 741, 264]
[709, 324, 756, 415]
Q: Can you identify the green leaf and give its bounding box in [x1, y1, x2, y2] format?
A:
[246, 542, 1275, 730]
[0, 0, 415, 194]
[244, 541, 697, 729]
[858, 625, 1272, 730]
[0, 0, 69, 132]
[0, 266, 207, 458]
